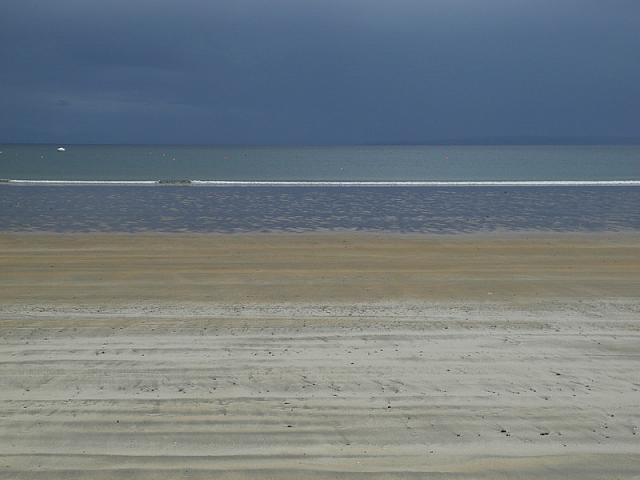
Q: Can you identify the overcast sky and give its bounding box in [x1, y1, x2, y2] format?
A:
[1, 0, 639, 144]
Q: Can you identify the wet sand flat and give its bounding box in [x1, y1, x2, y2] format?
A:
[0, 233, 639, 479]
[1, 232, 640, 304]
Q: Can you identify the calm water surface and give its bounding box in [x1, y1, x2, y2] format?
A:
[1, 145, 639, 181]
[2, 145, 638, 233]
[1, 185, 638, 233]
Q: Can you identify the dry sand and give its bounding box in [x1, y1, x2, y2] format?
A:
[1, 233, 639, 479]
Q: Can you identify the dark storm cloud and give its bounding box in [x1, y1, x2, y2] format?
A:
[1, 0, 639, 144]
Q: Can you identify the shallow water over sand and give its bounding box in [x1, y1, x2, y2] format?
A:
[1, 185, 639, 233]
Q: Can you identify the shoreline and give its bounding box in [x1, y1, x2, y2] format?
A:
[2, 229, 640, 239]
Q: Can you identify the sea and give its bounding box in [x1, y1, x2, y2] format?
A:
[1, 144, 639, 233]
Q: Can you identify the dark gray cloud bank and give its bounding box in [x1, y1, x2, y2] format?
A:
[1, 0, 639, 144]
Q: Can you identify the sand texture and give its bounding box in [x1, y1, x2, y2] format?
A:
[1, 233, 639, 479]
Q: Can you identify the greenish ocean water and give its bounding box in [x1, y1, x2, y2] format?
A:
[1, 145, 639, 181]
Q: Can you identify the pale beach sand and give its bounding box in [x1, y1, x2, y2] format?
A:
[1, 233, 639, 478]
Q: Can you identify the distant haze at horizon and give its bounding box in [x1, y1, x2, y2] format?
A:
[4, 136, 640, 147]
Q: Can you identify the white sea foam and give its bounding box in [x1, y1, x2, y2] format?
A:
[6, 180, 158, 185]
[191, 180, 640, 187]
[4, 179, 640, 187]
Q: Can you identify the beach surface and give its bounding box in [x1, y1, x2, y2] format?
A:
[1, 233, 639, 479]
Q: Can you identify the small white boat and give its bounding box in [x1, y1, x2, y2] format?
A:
[57, 147, 66, 152]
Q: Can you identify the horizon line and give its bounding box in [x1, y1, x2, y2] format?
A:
[2, 140, 640, 148]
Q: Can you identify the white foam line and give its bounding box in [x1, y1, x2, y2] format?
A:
[192, 180, 640, 187]
[4, 179, 640, 186]
[5, 180, 158, 185]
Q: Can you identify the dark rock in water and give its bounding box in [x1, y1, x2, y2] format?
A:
[157, 179, 192, 185]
